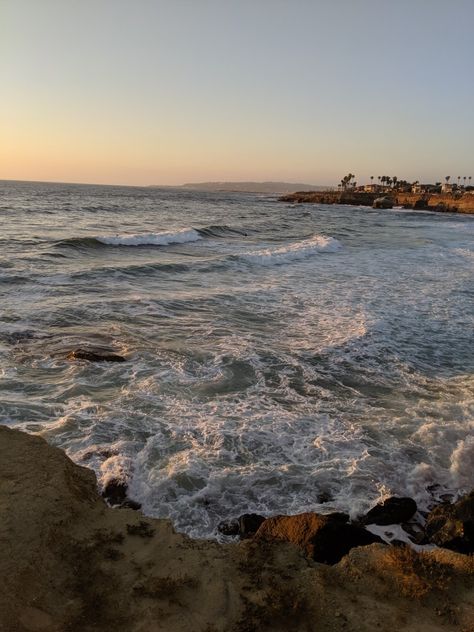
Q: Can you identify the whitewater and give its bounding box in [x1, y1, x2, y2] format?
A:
[1, 180, 473, 538]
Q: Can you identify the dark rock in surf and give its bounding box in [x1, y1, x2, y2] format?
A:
[121, 499, 142, 511]
[425, 491, 474, 553]
[362, 497, 417, 526]
[254, 512, 383, 565]
[373, 197, 394, 209]
[413, 198, 429, 210]
[238, 513, 266, 538]
[317, 491, 333, 504]
[67, 348, 126, 363]
[217, 519, 240, 537]
[102, 479, 141, 511]
[217, 513, 265, 538]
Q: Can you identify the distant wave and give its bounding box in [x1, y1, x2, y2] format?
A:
[97, 228, 202, 247]
[55, 225, 250, 250]
[235, 234, 341, 265]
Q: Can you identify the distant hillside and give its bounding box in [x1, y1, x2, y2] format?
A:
[179, 181, 330, 194]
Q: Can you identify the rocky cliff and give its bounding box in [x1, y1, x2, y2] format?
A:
[1, 426, 473, 632]
[281, 191, 474, 214]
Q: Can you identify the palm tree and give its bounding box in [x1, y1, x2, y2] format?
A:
[469, 176, 472, 187]
[463, 177, 467, 187]
[458, 176, 461, 186]
[445, 176, 450, 183]
[370, 175, 374, 185]
[340, 173, 356, 191]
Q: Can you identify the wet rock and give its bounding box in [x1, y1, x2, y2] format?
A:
[102, 479, 128, 505]
[362, 497, 417, 526]
[373, 197, 394, 209]
[217, 519, 239, 537]
[217, 514, 265, 538]
[425, 491, 474, 553]
[413, 198, 429, 210]
[121, 499, 142, 511]
[102, 479, 141, 511]
[67, 348, 126, 363]
[317, 491, 333, 504]
[401, 522, 428, 545]
[238, 513, 265, 538]
[254, 512, 383, 565]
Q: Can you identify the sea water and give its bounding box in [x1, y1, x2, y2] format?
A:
[1, 180, 473, 537]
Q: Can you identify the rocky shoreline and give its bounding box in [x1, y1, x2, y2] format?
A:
[1, 425, 473, 632]
[280, 190, 474, 214]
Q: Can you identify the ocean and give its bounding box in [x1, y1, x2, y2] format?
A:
[1, 180, 473, 538]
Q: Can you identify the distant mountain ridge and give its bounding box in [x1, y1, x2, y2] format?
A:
[178, 181, 329, 194]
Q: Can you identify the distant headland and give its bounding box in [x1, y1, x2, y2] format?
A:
[281, 173, 474, 214]
[177, 181, 329, 194]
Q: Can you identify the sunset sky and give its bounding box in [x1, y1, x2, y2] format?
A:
[1, 0, 473, 186]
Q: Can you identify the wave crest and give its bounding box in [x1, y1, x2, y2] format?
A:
[97, 228, 202, 247]
[237, 234, 341, 265]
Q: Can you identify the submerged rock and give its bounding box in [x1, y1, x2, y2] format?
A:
[362, 497, 417, 526]
[67, 348, 126, 363]
[254, 512, 383, 564]
[425, 491, 474, 553]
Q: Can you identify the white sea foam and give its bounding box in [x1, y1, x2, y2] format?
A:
[238, 234, 341, 265]
[100, 454, 134, 486]
[97, 228, 202, 247]
[450, 435, 474, 490]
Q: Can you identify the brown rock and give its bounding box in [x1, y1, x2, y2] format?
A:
[425, 491, 474, 553]
[254, 512, 383, 564]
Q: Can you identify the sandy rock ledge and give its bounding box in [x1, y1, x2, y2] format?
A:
[0, 426, 473, 632]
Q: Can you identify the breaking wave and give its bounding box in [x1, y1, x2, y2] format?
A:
[55, 225, 251, 250]
[236, 234, 341, 265]
[97, 228, 202, 246]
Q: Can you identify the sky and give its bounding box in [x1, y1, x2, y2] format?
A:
[1, 0, 473, 186]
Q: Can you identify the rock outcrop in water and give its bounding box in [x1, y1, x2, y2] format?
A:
[67, 348, 126, 362]
[280, 190, 474, 213]
[102, 478, 142, 510]
[1, 425, 473, 632]
[362, 497, 418, 526]
[373, 196, 395, 209]
[217, 513, 266, 538]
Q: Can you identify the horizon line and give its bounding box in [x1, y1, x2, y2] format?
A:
[0, 177, 327, 188]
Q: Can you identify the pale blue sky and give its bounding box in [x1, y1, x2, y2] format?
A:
[1, 0, 473, 185]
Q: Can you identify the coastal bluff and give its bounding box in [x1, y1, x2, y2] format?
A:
[281, 190, 474, 214]
[1, 426, 473, 632]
